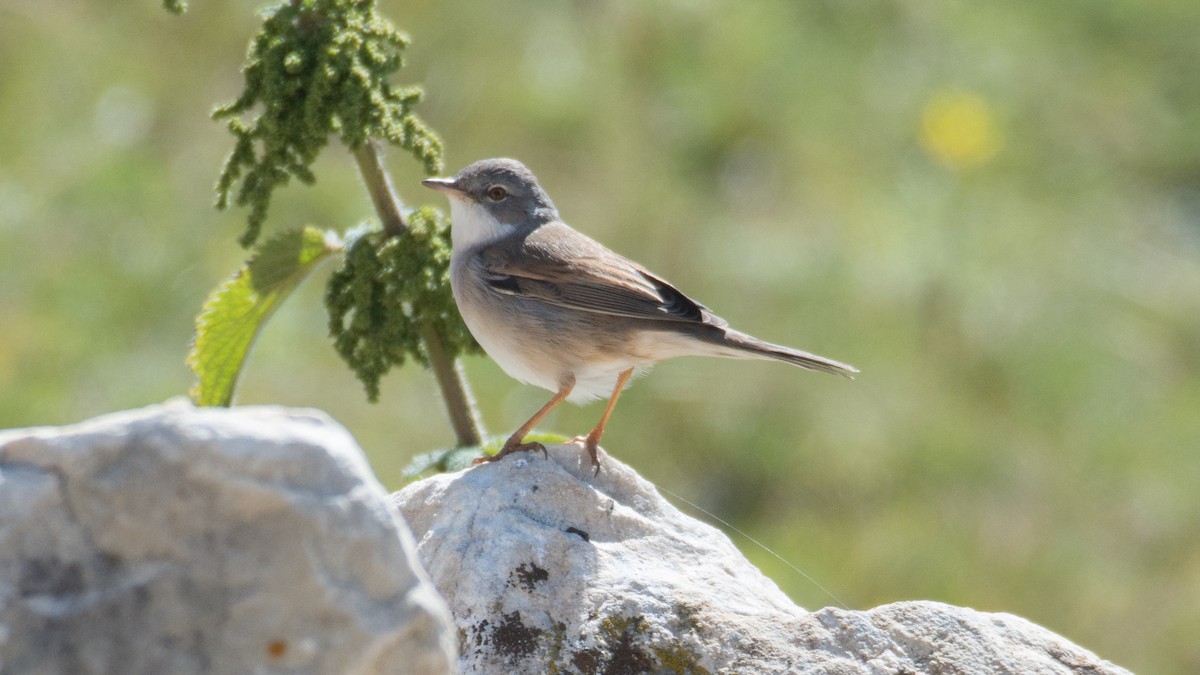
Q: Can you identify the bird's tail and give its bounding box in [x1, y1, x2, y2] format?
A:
[713, 329, 858, 378]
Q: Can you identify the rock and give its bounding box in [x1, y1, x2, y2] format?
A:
[0, 401, 455, 675]
[392, 444, 1130, 675]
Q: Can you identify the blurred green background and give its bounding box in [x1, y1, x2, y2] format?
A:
[3, 1, 1198, 671]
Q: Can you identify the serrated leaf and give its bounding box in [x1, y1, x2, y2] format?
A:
[188, 226, 342, 406]
[400, 432, 573, 482]
[484, 432, 572, 455]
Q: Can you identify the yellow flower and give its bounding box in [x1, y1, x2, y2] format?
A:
[919, 91, 1003, 170]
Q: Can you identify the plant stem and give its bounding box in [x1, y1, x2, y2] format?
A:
[352, 140, 485, 447]
[420, 325, 483, 447]
[353, 139, 409, 238]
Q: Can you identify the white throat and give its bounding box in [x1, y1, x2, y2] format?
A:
[448, 198, 516, 251]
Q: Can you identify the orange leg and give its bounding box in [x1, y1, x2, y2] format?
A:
[474, 378, 575, 466]
[577, 368, 634, 475]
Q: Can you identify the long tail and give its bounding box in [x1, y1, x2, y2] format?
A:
[717, 329, 858, 378]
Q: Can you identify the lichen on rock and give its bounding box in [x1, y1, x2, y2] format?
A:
[393, 443, 1130, 674]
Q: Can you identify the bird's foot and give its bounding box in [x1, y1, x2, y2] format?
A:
[472, 440, 548, 466]
[570, 435, 603, 476]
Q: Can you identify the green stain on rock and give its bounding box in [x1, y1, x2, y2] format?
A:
[589, 613, 710, 675]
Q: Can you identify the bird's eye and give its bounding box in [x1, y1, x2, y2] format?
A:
[486, 186, 508, 201]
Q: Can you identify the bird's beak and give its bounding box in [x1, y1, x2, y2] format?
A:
[421, 177, 467, 196]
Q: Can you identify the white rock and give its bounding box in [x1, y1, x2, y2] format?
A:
[0, 401, 455, 675]
[392, 444, 1130, 674]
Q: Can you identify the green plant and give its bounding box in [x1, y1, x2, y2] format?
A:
[180, 0, 484, 447]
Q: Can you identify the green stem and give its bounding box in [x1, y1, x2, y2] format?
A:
[420, 325, 483, 447]
[351, 140, 485, 447]
[353, 139, 409, 238]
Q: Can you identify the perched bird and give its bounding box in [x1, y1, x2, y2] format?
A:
[423, 158, 856, 473]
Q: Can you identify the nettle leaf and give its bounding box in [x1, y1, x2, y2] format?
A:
[189, 226, 342, 406]
[400, 433, 572, 482]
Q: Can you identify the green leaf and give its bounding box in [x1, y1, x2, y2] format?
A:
[401, 447, 478, 482]
[189, 226, 342, 406]
[400, 432, 573, 482]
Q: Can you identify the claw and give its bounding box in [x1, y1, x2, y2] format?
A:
[587, 439, 602, 477]
[571, 436, 602, 476]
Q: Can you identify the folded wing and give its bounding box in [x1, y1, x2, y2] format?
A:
[475, 222, 727, 327]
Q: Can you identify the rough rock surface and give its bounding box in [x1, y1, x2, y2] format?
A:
[0, 401, 455, 675]
[393, 443, 1130, 675]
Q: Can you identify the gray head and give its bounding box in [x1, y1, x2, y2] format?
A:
[422, 158, 559, 229]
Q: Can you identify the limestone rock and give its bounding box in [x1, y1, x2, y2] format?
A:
[0, 402, 455, 675]
[393, 444, 1129, 674]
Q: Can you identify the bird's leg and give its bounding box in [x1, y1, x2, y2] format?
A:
[573, 368, 634, 476]
[475, 378, 575, 466]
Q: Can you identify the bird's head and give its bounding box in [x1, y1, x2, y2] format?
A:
[422, 158, 560, 248]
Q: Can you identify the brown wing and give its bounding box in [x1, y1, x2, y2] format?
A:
[474, 222, 727, 327]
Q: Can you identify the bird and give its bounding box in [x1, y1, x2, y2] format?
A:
[422, 158, 856, 474]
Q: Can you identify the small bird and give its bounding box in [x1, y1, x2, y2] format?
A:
[423, 158, 856, 473]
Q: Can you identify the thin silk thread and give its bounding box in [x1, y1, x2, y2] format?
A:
[656, 483, 850, 611]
